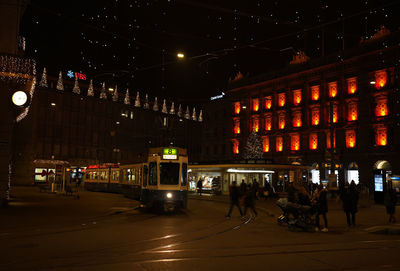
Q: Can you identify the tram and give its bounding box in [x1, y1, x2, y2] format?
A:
[84, 147, 188, 211]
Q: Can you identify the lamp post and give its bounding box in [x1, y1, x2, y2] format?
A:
[328, 101, 338, 190]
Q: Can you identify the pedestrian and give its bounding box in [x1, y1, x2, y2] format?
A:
[240, 179, 247, 196]
[252, 179, 259, 199]
[287, 182, 297, 203]
[314, 184, 328, 232]
[226, 181, 243, 218]
[384, 185, 397, 223]
[197, 178, 203, 196]
[341, 181, 359, 227]
[244, 184, 258, 217]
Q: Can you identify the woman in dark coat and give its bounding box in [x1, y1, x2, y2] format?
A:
[341, 181, 359, 227]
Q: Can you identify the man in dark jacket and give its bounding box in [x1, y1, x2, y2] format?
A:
[341, 181, 359, 227]
[226, 181, 243, 218]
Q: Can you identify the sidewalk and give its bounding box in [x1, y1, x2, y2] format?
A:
[188, 192, 400, 234]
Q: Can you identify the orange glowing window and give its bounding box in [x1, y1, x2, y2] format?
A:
[265, 115, 272, 131]
[233, 119, 240, 134]
[234, 102, 241, 114]
[309, 133, 318, 150]
[374, 70, 387, 90]
[251, 117, 259, 132]
[326, 131, 336, 149]
[278, 93, 286, 107]
[292, 111, 302, 127]
[311, 85, 320, 101]
[232, 139, 239, 154]
[276, 136, 283, 152]
[346, 130, 356, 148]
[265, 96, 272, 110]
[376, 126, 387, 146]
[328, 104, 338, 123]
[262, 136, 270, 152]
[252, 98, 259, 112]
[347, 77, 357, 94]
[290, 134, 300, 151]
[347, 102, 358, 121]
[328, 81, 338, 98]
[375, 98, 388, 117]
[278, 113, 286, 129]
[293, 89, 302, 106]
[311, 107, 320, 126]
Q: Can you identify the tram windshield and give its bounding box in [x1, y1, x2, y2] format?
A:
[160, 162, 180, 185]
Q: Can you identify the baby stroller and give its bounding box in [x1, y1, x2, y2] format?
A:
[276, 198, 316, 232]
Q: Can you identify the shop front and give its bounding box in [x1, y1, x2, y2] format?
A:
[33, 159, 69, 192]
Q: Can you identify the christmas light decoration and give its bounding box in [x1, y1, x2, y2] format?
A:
[198, 110, 203, 122]
[100, 82, 107, 99]
[56, 71, 64, 91]
[184, 106, 190, 119]
[244, 131, 263, 159]
[124, 89, 130, 105]
[169, 102, 175, 114]
[192, 107, 197, 121]
[39, 67, 48, 87]
[143, 94, 149, 109]
[112, 85, 118, 102]
[134, 92, 141, 107]
[72, 77, 80, 94]
[177, 104, 182, 117]
[87, 79, 94, 96]
[153, 97, 159, 111]
[162, 99, 167, 113]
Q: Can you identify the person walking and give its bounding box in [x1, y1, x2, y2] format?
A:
[341, 181, 359, 227]
[197, 178, 203, 196]
[384, 186, 397, 223]
[240, 179, 247, 196]
[244, 184, 258, 217]
[226, 181, 243, 219]
[314, 184, 328, 232]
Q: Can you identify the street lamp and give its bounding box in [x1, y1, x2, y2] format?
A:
[177, 52, 185, 59]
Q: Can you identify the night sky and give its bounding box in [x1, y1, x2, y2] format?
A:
[20, 0, 400, 103]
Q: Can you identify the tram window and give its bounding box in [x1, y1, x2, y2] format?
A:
[149, 162, 157, 186]
[181, 163, 188, 186]
[143, 165, 148, 186]
[160, 163, 179, 185]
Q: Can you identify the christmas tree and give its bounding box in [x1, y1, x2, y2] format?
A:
[169, 102, 175, 114]
[177, 104, 182, 117]
[198, 110, 203, 122]
[124, 89, 130, 105]
[112, 85, 118, 102]
[56, 71, 64, 91]
[143, 94, 149, 109]
[161, 99, 167, 113]
[100, 82, 107, 99]
[39, 67, 48, 87]
[72, 77, 80, 94]
[134, 92, 141, 107]
[192, 107, 197, 121]
[184, 106, 190, 119]
[243, 131, 263, 159]
[87, 79, 94, 96]
[153, 97, 159, 111]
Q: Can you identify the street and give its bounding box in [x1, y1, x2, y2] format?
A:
[1, 187, 400, 271]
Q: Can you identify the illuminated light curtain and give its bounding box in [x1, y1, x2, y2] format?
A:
[326, 131, 336, 149]
[376, 126, 387, 146]
[234, 102, 241, 114]
[278, 113, 285, 129]
[251, 117, 259, 132]
[311, 107, 320, 126]
[292, 111, 302, 127]
[265, 115, 272, 131]
[252, 98, 259, 112]
[375, 98, 388, 117]
[233, 119, 240, 134]
[328, 104, 338, 123]
[347, 102, 358, 121]
[293, 89, 302, 106]
[276, 136, 283, 152]
[290, 134, 300, 151]
[375, 70, 387, 89]
[328, 82, 338, 98]
[232, 139, 239, 154]
[311, 85, 320, 101]
[278, 93, 286, 107]
[265, 96, 272, 109]
[262, 136, 270, 152]
[347, 77, 357, 94]
[346, 130, 356, 148]
[309, 133, 318, 150]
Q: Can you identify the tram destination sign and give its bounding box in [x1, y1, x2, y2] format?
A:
[162, 148, 178, 160]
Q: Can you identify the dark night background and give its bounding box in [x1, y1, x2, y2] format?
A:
[19, 0, 400, 103]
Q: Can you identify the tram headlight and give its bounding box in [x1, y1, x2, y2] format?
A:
[166, 192, 173, 199]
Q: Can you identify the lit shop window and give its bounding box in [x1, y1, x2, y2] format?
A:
[328, 104, 338, 123]
[290, 134, 300, 151]
[375, 98, 388, 117]
[374, 70, 387, 90]
[278, 93, 286, 107]
[276, 136, 283, 152]
[234, 102, 241, 114]
[311, 107, 320, 126]
[233, 119, 240, 134]
[309, 133, 318, 150]
[252, 98, 259, 112]
[346, 130, 356, 148]
[278, 113, 286, 129]
[232, 139, 239, 154]
[265, 96, 272, 110]
[292, 111, 302, 127]
[347, 102, 358, 121]
[326, 131, 336, 149]
[262, 136, 270, 152]
[293, 89, 302, 106]
[265, 115, 272, 131]
[347, 77, 357, 94]
[375, 126, 387, 146]
[251, 117, 259, 132]
[311, 85, 320, 101]
[328, 81, 338, 98]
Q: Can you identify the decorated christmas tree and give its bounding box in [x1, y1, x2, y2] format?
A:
[161, 99, 167, 113]
[124, 89, 130, 105]
[198, 110, 203, 122]
[72, 77, 80, 94]
[177, 104, 182, 117]
[134, 92, 141, 107]
[184, 106, 190, 119]
[87, 79, 94, 96]
[192, 107, 197, 121]
[143, 94, 149, 109]
[39, 67, 48, 87]
[112, 85, 118, 102]
[243, 131, 263, 159]
[169, 102, 175, 114]
[100, 82, 107, 99]
[153, 97, 159, 111]
[56, 71, 64, 91]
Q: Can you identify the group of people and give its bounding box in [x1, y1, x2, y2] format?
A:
[226, 179, 259, 219]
